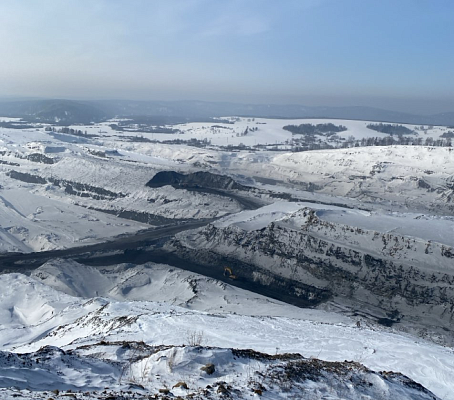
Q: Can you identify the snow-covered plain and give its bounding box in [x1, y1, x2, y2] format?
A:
[68, 117, 454, 148]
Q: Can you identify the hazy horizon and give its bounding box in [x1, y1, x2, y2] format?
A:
[1, 0, 454, 114]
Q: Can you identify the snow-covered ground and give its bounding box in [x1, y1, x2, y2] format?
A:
[0, 126, 243, 252]
[0, 262, 452, 399]
[66, 117, 454, 148]
[172, 200, 454, 351]
[224, 145, 454, 216]
[0, 187, 149, 252]
[212, 201, 454, 247]
[2, 116, 454, 253]
[1, 116, 454, 398]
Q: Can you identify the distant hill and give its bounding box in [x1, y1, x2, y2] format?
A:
[0, 99, 106, 125]
[1, 98, 454, 126]
[94, 100, 454, 125]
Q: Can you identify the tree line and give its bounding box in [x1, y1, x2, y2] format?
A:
[291, 135, 453, 152]
[366, 123, 415, 135]
[283, 123, 347, 135]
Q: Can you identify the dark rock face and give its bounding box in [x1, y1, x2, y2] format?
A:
[146, 170, 249, 191]
[89, 207, 187, 226]
[168, 236, 331, 307]
[170, 212, 454, 336]
[26, 153, 55, 164]
[200, 363, 215, 375]
[7, 170, 47, 184]
[146, 171, 185, 187]
[6, 171, 124, 200]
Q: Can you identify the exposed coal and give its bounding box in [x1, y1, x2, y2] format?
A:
[146, 170, 250, 191]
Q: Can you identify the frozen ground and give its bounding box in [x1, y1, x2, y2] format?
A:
[0, 187, 149, 252]
[2, 117, 454, 252]
[66, 117, 454, 148]
[212, 201, 454, 247]
[0, 263, 451, 399]
[1, 116, 454, 398]
[174, 199, 454, 344]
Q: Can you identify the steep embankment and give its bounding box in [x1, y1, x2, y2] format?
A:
[169, 203, 454, 339]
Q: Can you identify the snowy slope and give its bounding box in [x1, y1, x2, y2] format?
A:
[31, 259, 336, 319]
[223, 145, 454, 215]
[212, 201, 454, 247]
[0, 129, 244, 252]
[0, 265, 451, 398]
[0, 186, 149, 252]
[0, 345, 442, 399]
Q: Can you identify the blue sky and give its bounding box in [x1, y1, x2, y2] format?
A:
[1, 0, 453, 113]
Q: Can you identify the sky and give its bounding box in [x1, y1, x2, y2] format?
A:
[0, 0, 454, 114]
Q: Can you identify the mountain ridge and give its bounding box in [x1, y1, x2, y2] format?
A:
[2, 98, 454, 125]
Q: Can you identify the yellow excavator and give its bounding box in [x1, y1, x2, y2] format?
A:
[223, 266, 237, 280]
